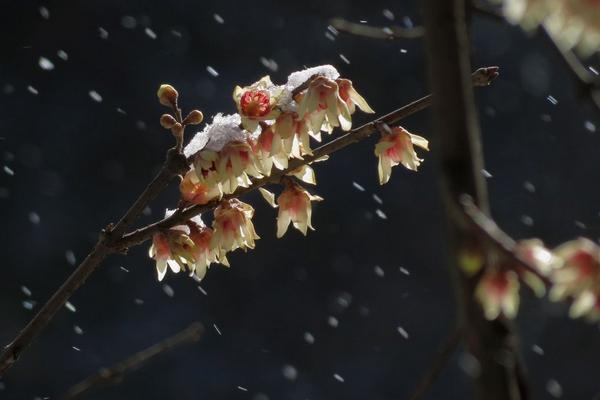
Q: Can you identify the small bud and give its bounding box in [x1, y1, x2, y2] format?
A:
[183, 109, 204, 125]
[170, 122, 184, 137]
[157, 84, 178, 107]
[160, 114, 177, 129]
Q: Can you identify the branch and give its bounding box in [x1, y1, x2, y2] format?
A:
[63, 322, 203, 400]
[0, 67, 498, 378]
[330, 17, 424, 40]
[0, 144, 188, 376]
[117, 67, 499, 251]
[460, 195, 552, 286]
[409, 327, 462, 400]
[423, 0, 527, 398]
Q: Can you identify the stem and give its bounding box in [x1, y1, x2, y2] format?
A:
[330, 17, 425, 40]
[423, 1, 527, 399]
[0, 146, 188, 376]
[0, 67, 498, 377]
[63, 322, 203, 400]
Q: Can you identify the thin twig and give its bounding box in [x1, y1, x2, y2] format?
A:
[0, 146, 188, 376]
[63, 322, 204, 400]
[409, 327, 462, 400]
[330, 17, 424, 40]
[460, 195, 552, 286]
[117, 67, 499, 251]
[0, 66, 498, 377]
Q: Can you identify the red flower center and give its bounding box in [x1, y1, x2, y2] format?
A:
[240, 90, 271, 118]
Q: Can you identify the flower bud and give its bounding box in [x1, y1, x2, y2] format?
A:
[183, 109, 204, 125]
[170, 122, 184, 137]
[160, 114, 177, 129]
[157, 84, 178, 107]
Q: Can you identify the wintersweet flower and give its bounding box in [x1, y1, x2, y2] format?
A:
[374, 126, 429, 185]
[187, 217, 219, 280]
[297, 76, 352, 132]
[336, 78, 375, 115]
[148, 227, 196, 281]
[233, 76, 282, 131]
[475, 267, 520, 320]
[551, 238, 600, 319]
[216, 140, 262, 193]
[180, 169, 222, 205]
[514, 239, 558, 276]
[260, 179, 323, 238]
[211, 199, 259, 259]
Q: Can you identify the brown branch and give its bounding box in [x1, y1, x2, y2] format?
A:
[330, 17, 424, 40]
[117, 67, 499, 251]
[0, 145, 188, 376]
[63, 322, 204, 400]
[460, 195, 552, 286]
[0, 67, 498, 378]
[409, 327, 462, 400]
[423, 0, 527, 399]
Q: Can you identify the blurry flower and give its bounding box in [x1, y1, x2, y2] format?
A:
[551, 238, 600, 319]
[260, 179, 323, 238]
[475, 267, 520, 320]
[180, 169, 222, 205]
[148, 227, 196, 281]
[211, 199, 259, 259]
[233, 76, 282, 131]
[501, 0, 600, 55]
[515, 239, 558, 276]
[336, 78, 375, 114]
[374, 126, 429, 184]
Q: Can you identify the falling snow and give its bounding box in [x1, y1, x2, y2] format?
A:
[38, 57, 54, 71]
[88, 90, 102, 102]
[27, 86, 39, 95]
[546, 379, 563, 398]
[213, 323, 222, 335]
[22, 300, 36, 310]
[397, 326, 409, 339]
[3, 166, 14, 176]
[375, 209, 387, 220]
[372, 194, 383, 204]
[197, 286, 208, 295]
[28, 212, 40, 224]
[328, 316, 339, 327]
[303, 332, 315, 344]
[339, 54, 351, 65]
[383, 9, 395, 20]
[73, 325, 84, 335]
[352, 181, 365, 192]
[532, 344, 544, 355]
[39, 6, 50, 19]
[206, 66, 219, 77]
[213, 14, 225, 24]
[374, 265, 385, 277]
[546, 95, 558, 105]
[121, 16, 137, 29]
[65, 250, 76, 266]
[21, 286, 32, 297]
[57, 50, 68, 61]
[65, 301, 77, 312]
[333, 373, 345, 383]
[282, 365, 298, 381]
[162, 284, 175, 297]
[145, 27, 157, 39]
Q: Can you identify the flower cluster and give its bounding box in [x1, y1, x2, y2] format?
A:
[500, 0, 600, 55]
[474, 237, 600, 322]
[149, 65, 380, 281]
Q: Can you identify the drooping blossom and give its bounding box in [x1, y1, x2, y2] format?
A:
[260, 178, 323, 238]
[215, 140, 262, 193]
[148, 226, 196, 281]
[297, 76, 352, 132]
[187, 217, 219, 280]
[233, 76, 282, 131]
[336, 78, 375, 115]
[475, 267, 521, 320]
[551, 238, 600, 319]
[180, 169, 222, 205]
[374, 126, 429, 185]
[211, 199, 260, 260]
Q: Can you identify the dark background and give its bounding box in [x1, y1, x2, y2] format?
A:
[1, 0, 600, 399]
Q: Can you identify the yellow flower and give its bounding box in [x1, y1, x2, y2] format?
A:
[260, 179, 323, 238]
[211, 199, 260, 260]
[148, 228, 196, 281]
[297, 76, 352, 132]
[336, 78, 375, 115]
[374, 126, 429, 185]
[188, 220, 219, 281]
[475, 267, 520, 320]
[215, 140, 262, 193]
[233, 76, 282, 131]
[180, 169, 222, 205]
